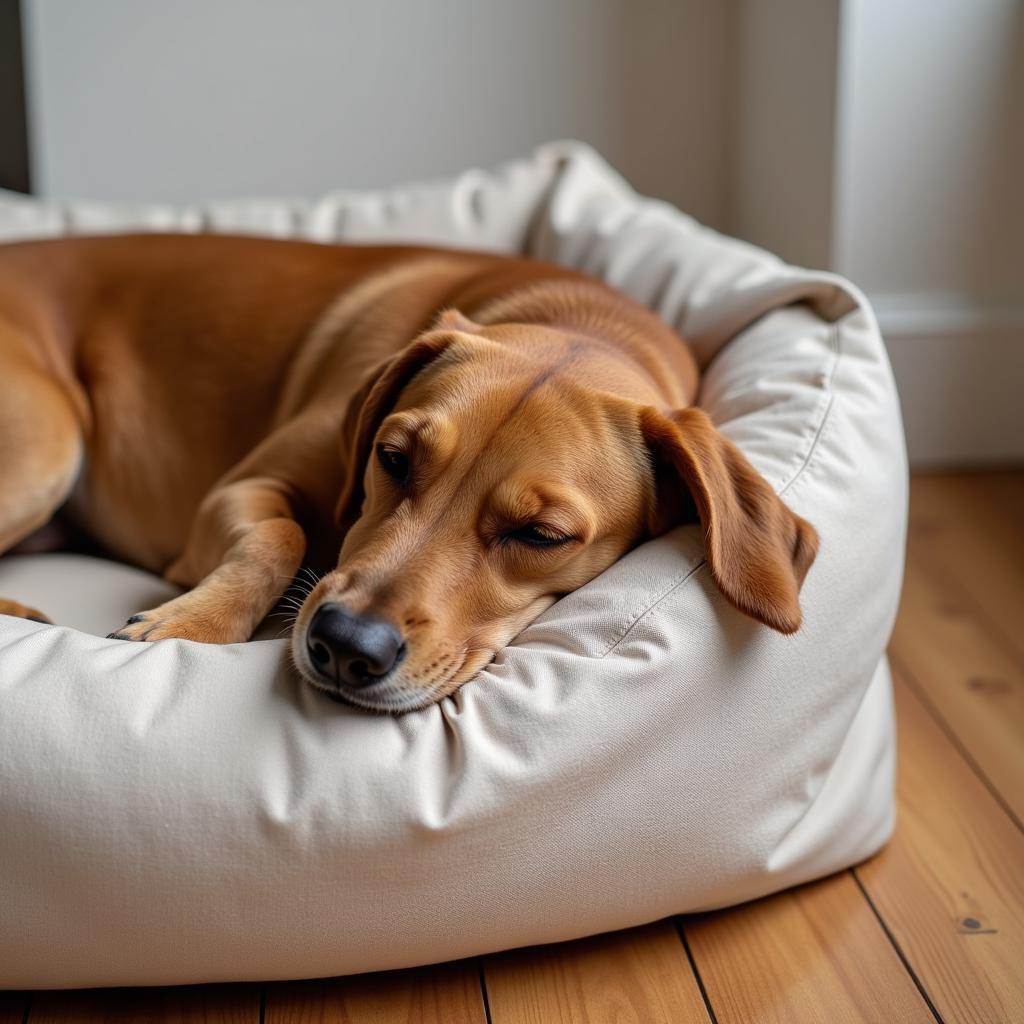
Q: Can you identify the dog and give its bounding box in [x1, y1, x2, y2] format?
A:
[0, 234, 818, 711]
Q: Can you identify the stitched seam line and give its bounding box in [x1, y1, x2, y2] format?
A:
[599, 314, 845, 658]
[600, 560, 707, 658]
[779, 320, 841, 497]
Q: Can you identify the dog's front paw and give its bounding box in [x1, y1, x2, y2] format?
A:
[106, 612, 159, 642]
[106, 602, 247, 645]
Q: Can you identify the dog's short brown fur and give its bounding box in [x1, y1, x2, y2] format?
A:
[0, 234, 817, 711]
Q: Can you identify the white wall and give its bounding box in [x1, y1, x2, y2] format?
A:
[21, 0, 1024, 466]
[834, 0, 1024, 466]
[727, 0, 841, 270]
[23, 0, 731, 227]
[727, 0, 1023, 467]
[834, 0, 1023, 300]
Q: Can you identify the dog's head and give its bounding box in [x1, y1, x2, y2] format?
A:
[291, 311, 817, 711]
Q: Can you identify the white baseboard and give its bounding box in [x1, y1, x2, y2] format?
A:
[870, 294, 1024, 468]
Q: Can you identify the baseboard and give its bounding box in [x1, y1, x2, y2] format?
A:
[870, 294, 1024, 468]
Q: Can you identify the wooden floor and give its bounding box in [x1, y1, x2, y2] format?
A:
[2, 471, 1021, 1023]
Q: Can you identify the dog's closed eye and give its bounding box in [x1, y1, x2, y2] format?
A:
[501, 524, 575, 548]
[376, 443, 411, 486]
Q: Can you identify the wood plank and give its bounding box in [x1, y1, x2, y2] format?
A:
[0, 990, 29, 1024]
[29, 983, 259, 1023]
[907, 473, 1024, 662]
[969, 471, 1024, 527]
[265, 959, 486, 1024]
[854, 672, 1024, 1024]
[891, 546, 1024, 823]
[682, 870, 933, 1024]
[483, 919, 710, 1024]
[911, 472, 1024, 560]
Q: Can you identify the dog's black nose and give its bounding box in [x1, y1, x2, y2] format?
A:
[306, 603, 404, 688]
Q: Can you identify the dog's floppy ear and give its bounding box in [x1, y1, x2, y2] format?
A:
[639, 405, 818, 634]
[335, 332, 459, 530]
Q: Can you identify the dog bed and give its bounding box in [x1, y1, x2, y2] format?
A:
[0, 143, 907, 988]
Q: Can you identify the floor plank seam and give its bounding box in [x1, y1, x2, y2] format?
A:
[477, 958, 494, 1024]
[889, 650, 1024, 834]
[674, 918, 719, 1024]
[20, 993, 31, 1024]
[258, 982, 266, 1024]
[850, 870, 945, 1024]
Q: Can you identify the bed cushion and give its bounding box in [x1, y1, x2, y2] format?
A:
[0, 142, 907, 988]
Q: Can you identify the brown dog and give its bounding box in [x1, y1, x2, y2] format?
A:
[0, 234, 817, 711]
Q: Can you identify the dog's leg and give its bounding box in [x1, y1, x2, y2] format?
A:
[107, 477, 305, 644]
[0, 347, 84, 624]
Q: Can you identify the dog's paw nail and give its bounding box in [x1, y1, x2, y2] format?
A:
[106, 631, 130, 640]
[126, 614, 147, 624]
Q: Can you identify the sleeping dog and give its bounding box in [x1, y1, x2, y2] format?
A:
[0, 235, 817, 711]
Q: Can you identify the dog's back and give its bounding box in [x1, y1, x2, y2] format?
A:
[0, 236, 578, 565]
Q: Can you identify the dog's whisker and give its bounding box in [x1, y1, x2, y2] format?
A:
[292, 568, 322, 594]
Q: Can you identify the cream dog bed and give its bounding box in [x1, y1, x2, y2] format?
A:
[0, 143, 907, 989]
